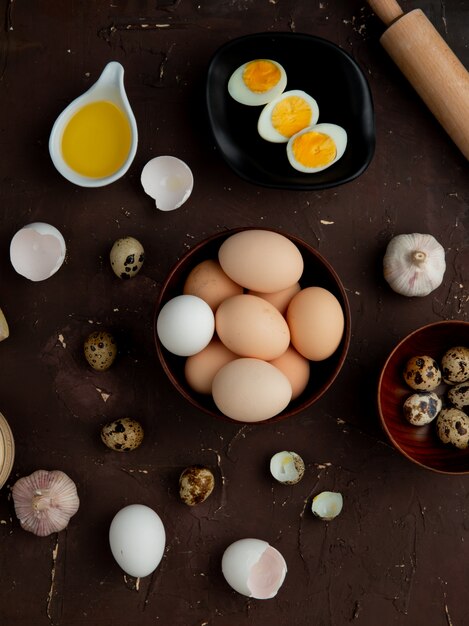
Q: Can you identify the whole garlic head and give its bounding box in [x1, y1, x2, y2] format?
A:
[12, 469, 79, 536]
[383, 233, 446, 297]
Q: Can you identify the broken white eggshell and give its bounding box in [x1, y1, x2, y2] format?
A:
[311, 491, 343, 521]
[270, 451, 305, 485]
[141, 156, 193, 211]
[10, 222, 66, 281]
[222, 538, 287, 599]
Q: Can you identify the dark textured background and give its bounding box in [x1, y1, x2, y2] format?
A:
[0, 1, 468, 624]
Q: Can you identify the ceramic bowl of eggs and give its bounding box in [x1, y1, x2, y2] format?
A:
[378, 320, 469, 474]
[206, 32, 375, 190]
[155, 228, 351, 424]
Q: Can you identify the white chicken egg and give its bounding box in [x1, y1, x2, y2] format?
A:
[10, 222, 66, 281]
[287, 123, 347, 173]
[156, 294, 215, 357]
[141, 156, 193, 211]
[222, 538, 287, 599]
[257, 90, 319, 143]
[227, 59, 287, 106]
[109, 504, 166, 578]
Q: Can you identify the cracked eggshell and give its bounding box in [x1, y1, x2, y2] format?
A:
[10, 222, 66, 282]
[270, 451, 305, 484]
[110, 236, 144, 280]
[141, 156, 193, 211]
[109, 504, 166, 578]
[312, 491, 343, 521]
[222, 538, 287, 599]
[101, 418, 144, 452]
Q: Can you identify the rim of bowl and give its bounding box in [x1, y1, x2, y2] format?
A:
[377, 319, 469, 475]
[154, 227, 351, 424]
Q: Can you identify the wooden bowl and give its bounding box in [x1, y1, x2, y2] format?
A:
[0, 412, 15, 488]
[378, 320, 469, 474]
[154, 228, 351, 424]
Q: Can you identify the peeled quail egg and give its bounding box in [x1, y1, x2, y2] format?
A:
[222, 538, 287, 599]
[311, 491, 343, 521]
[101, 418, 144, 452]
[403, 391, 442, 426]
[10, 222, 66, 281]
[179, 466, 215, 506]
[109, 504, 166, 578]
[258, 90, 319, 143]
[441, 346, 469, 384]
[141, 156, 193, 211]
[403, 355, 442, 391]
[287, 123, 347, 173]
[436, 408, 469, 449]
[270, 451, 305, 485]
[110, 236, 144, 280]
[228, 59, 287, 106]
[157, 295, 215, 357]
[84, 330, 117, 371]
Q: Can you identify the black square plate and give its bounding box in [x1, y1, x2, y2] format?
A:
[206, 32, 375, 190]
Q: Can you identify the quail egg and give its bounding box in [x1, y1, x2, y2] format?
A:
[179, 466, 215, 506]
[110, 236, 144, 280]
[101, 418, 144, 452]
[84, 331, 117, 371]
[441, 346, 469, 384]
[403, 355, 442, 391]
[436, 408, 469, 449]
[403, 391, 442, 426]
[447, 382, 469, 412]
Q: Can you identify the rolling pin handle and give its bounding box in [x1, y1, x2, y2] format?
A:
[367, 0, 404, 25]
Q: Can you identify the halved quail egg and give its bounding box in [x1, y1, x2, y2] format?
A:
[270, 451, 305, 485]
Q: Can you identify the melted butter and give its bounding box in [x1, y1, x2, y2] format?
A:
[61, 100, 131, 178]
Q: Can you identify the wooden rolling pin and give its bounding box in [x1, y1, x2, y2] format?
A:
[368, 0, 469, 159]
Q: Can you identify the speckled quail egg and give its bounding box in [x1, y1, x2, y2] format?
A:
[436, 408, 469, 449]
[179, 466, 215, 506]
[441, 346, 469, 384]
[311, 491, 343, 521]
[403, 355, 442, 391]
[101, 418, 144, 452]
[403, 391, 442, 426]
[447, 382, 469, 412]
[110, 236, 144, 280]
[270, 451, 305, 485]
[84, 330, 117, 371]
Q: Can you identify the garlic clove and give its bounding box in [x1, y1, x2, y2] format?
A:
[12, 469, 79, 536]
[383, 233, 446, 297]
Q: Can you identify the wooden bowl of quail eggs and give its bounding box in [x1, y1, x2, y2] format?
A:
[154, 227, 351, 424]
[378, 320, 469, 474]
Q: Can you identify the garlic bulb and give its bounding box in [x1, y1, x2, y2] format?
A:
[383, 233, 446, 297]
[12, 469, 79, 536]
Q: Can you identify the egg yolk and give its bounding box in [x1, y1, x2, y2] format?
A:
[271, 96, 313, 138]
[243, 60, 281, 93]
[61, 100, 131, 178]
[292, 131, 337, 168]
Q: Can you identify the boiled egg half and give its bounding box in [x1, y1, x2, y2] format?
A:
[228, 59, 287, 106]
[258, 90, 319, 143]
[287, 123, 347, 173]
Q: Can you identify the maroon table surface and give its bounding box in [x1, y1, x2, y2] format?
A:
[0, 1, 468, 625]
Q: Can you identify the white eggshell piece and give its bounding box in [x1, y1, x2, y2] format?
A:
[109, 504, 166, 578]
[222, 538, 287, 599]
[270, 451, 305, 484]
[141, 156, 193, 211]
[10, 222, 66, 281]
[157, 295, 215, 357]
[311, 491, 343, 521]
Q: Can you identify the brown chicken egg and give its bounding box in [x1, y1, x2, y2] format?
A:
[183, 259, 243, 311]
[185, 339, 237, 394]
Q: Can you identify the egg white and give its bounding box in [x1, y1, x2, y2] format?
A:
[286, 123, 347, 173]
[257, 90, 319, 143]
[227, 60, 287, 106]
